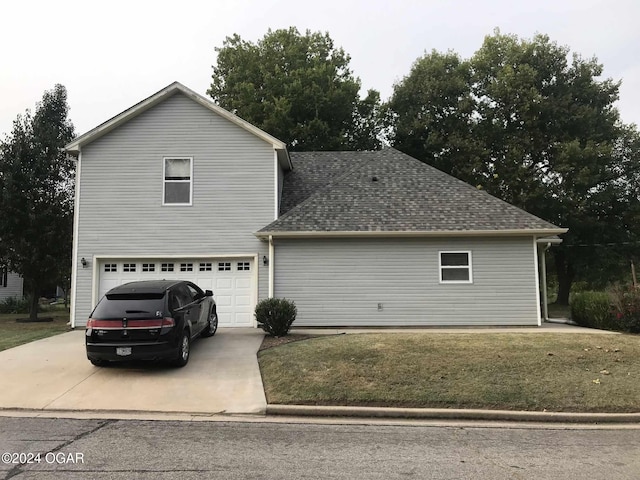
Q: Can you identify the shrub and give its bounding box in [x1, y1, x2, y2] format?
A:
[610, 285, 640, 333]
[0, 296, 32, 314]
[255, 298, 297, 337]
[570, 291, 613, 330]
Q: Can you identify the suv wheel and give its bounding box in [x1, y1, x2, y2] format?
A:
[201, 310, 218, 337]
[172, 330, 191, 367]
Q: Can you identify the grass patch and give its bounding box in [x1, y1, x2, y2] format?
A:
[258, 333, 640, 412]
[0, 310, 71, 352]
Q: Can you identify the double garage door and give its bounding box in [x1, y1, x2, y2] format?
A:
[98, 258, 255, 327]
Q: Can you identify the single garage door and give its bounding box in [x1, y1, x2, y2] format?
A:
[97, 258, 255, 327]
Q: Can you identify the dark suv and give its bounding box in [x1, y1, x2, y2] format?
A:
[85, 280, 217, 367]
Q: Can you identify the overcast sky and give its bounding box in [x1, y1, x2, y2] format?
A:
[1, 0, 639, 138]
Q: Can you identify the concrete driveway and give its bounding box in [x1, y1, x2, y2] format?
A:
[0, 329, 266, 415]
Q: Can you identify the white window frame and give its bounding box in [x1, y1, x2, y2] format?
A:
[439, 251, 473, 284]
[162, 157, 193, 206]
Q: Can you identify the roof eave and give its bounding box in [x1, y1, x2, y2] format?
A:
[255, 228, 568, 239]
[65, 82, 287, 154]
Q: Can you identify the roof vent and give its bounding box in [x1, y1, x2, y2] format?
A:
[372, 176, 378, 182]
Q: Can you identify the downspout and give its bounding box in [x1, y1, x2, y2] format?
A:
[540, 242, 550, 322]
[268, 235, 274, 298]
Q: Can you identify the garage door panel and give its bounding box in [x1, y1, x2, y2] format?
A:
[98, 258, 255, 327]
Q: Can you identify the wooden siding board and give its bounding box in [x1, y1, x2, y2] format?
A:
[73, 93, 274, 325]
[274, 237, 539, 326]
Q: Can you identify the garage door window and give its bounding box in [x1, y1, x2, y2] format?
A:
[199, 263, 212, 271]
[180, 263, 193, 272]
[163, 157, 192, 205]
[142, 263, 155, 272]
[237, 262, 250, 271]
[123, 263, 137, 273]
[161, 263, 174, 272]
[218, 262, 231, 271]
[104, 264, 117, 273]
[439, 251, 472, 284]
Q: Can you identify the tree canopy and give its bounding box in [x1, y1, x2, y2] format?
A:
[208, 27, 383, 151]
[389, 30, 640, 303]
[0, 84, 75, 319]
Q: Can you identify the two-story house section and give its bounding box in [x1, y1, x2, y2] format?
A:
[65, 82, 291, 328]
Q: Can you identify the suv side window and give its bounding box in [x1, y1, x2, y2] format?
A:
[186, 283, 203, 299]
[175, 284, 193, 307]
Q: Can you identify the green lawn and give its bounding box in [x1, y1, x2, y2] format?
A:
[0, 310, 71, 352]
[259, 333, 640, 412]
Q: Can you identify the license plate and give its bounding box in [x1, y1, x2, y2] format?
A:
[116, 347, 132, 356]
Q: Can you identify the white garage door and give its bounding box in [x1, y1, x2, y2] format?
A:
[98, 258, 255, 327]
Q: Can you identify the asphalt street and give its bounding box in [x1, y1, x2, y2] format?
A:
[0, 416, 639, 479]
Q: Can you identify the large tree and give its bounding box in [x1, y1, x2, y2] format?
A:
[208, 27, 383, 151]
[389, 31, 639, 303]
[0, 85, 75, 320]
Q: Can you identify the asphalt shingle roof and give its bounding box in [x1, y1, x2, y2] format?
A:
[263, 148, 562, 234]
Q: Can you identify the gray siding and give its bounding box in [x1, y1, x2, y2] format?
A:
[73, 92, 275, 325]
[0, 272, 24, 300]
[274, 237, 539, 326]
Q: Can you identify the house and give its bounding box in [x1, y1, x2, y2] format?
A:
[65, 82, 566, 329]
[0, 267, 23, 301]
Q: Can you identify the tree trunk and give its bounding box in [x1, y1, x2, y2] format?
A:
[554, 251, 574, 305]
[29, 286, 39, 322]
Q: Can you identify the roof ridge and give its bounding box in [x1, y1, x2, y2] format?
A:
[262, 154, 375, 231]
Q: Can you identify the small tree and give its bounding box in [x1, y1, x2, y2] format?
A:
[255, 298, 297, 337]
[0, 85, 75, 320]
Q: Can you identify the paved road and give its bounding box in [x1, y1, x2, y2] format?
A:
[0, 417, 639, 479]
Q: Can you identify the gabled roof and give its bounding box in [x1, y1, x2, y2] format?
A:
[258, 148, 566, 237]
[65, 82, 292, 170]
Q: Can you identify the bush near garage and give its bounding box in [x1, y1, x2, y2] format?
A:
[255, 298, 297, 337]
[570, 291, 614, 330]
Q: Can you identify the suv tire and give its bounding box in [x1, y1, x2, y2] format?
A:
[172, 330, 191, 367]
[201, 309, 218, 338]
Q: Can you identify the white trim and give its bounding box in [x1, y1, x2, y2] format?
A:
[268, 235, 274, 298]
[162, 156, 193, 206]
[533, 237, 542, 326]
[438, 251, 473, 284]
[255, 228, 568, 239]
[274, 151, 279, 220]
[70, 151, 82, 328]
[65, 82, 287, 154]
[251, 253, 259, 328]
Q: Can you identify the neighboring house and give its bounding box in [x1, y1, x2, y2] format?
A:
[0, 266, 24, 301]
[65, 82, 566, 329]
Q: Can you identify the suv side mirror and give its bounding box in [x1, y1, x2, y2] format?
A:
[205, 290, 214, 297]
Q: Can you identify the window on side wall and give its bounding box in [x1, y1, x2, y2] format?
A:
[0, 266, 7, 288]
[163, 157, 192, 205]
[439, 251, 472, 284]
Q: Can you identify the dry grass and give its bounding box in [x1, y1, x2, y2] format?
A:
[0, 310, 71, 352]
[258, 333, 640, 412]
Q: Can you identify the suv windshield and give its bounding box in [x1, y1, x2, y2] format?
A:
[91, 293, 166, 319]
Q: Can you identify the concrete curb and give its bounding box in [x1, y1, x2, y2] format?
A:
[267, 405, 640, 424]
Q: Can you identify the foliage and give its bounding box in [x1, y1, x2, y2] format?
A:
[255, 297, 297, 337]
[610, 286, 640, 333]
[0, 296, 32, 314]
[570, 291, 614, 330]
[0, 85, 75, 321]
[209, 27, 384, 151]
[388, 29, 640, 303]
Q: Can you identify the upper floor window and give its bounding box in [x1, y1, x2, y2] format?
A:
[163, 157, 192, 205]
[439, 251, 473, 284]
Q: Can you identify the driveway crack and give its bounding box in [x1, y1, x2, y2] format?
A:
[41, 368, 102, 410]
